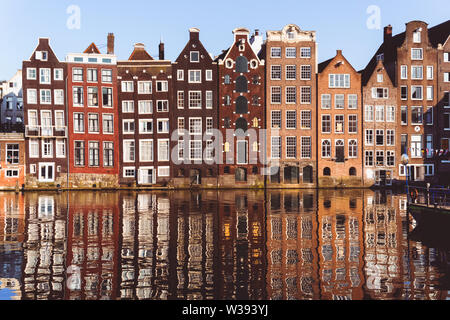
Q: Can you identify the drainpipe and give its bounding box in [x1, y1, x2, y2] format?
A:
[65, 73, 69, 190]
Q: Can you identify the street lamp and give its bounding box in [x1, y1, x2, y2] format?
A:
[401, 154, 410, 203]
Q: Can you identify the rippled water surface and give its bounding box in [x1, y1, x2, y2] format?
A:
[0, 190, 449, 300]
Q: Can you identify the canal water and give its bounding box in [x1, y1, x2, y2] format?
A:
[0, 190, 449, 300]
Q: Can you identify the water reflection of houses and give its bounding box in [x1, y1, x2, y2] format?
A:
[21, 193, 67, 300]
[317, 190, 364, 300]
[217, 191, 266, 300]
[266, 190, 319, 300]
[65, 192, 120, 300]
[0, 193, 25, 300]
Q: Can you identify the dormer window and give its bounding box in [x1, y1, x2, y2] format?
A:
[190, 51, 200, 62]
[287, 31, 295, 39]
[413, 29, 421, 43]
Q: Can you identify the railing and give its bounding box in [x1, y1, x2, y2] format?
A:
[25, 126, 67, 138]
[409, 186, 450, 209]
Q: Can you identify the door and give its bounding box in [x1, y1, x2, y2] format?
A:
[139, 168, 155, 185]
[190, 169, 201, 185]
[303, 166, 313, 184]
[39, 163, 54, 182]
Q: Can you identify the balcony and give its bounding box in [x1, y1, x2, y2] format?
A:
[25, 126, 67, 138]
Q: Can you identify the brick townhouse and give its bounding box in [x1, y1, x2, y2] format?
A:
[22, 38, 68, 187]
[266, 24, 318, 188]
[65, 34, 120, 188]
[0, 133, 25, 190]
[317, 50, 363, 187]
[171, 28, 218, 188]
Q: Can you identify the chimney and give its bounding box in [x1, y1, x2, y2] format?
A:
[255, 29, 260, 36]
[189, 28, 200, 40]
[336, 49, 342, 55]
[107, 33, 115, 54]
[159, 40, 165, 60]
[384, 25, 392, 43]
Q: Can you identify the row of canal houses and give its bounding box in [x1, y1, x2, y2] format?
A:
[0, 20, 449, 190]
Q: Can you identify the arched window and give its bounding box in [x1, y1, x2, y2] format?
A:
[252, 142, 259, 152]
[323, 167, 331, 176]
[349, 167, 357, 176]
[252, 117, 259, 128]
[236, 96, 248, 114]
[224, 75, 231, 84]
[322, 140, 331, 158]
[224, 118, 231, 128]
[236, 56, 248, 73]
[349, 140, 358, 158]
[224, 142, 230, 152]
[236, 76, 248, 93]
[236, 118, 248, 135]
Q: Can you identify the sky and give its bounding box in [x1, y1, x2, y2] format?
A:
[0, 0, 448, 80]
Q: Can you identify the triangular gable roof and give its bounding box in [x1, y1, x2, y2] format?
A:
[318, 52, 357, 74]
[84, 43, 101, 54]
[216, 28, 263, 64]
[174, 31, 212, 64]
[128, 44, 154, 61]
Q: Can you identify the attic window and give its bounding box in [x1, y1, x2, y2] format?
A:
[377, 74, 383, 83]
[236, 56, 248, 73]
[190, 51, 200, 62]
[287, 31, 295, 39]
[102, 58, 112, 63]
[88, 58, 98, 63]
[376, 53, 384, 62]
[413, 29, 421, 43]
[74, 57, 83, 62]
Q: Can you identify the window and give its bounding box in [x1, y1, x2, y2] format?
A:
[87, 87, 99, 107]
[224, 75, 231, 84]
[121, 81, 134, 92]
[322, 140, 331, 158]
[348, 115, 357, 133]
[29, 139, 39, 158]
[286, 111, 297, 129]
[401, 135, 408, 154]
[401, 86, 408, 100]
[411, 66, 423, 79]
[335, 94, 345, 109]
[88, 113, 99, 133]
[376, 151, 384, 166]
[301, 87, 311, 104]
[377, 74, 383, 82]
[189, 70, 201, 83]
[139, 140, 153, 162]
[387, 130, 395, 146]
[322, 115, 331, 133]
[42, 139, 53, 158]
[321, 94, 331, 109]
[300, 65, 311, 80]
[206, 117, 213, 134]
[348, 95, 358, 109]
[73, 113, 84, 133]
[286, 65, 297, 80]
[189, 140, 202, 161]
[6, 144, 19, 164]
[335, 115, 344, 133]
[445, 72, 450, 82]
[55, 140, 65, 158]
[365, 151, 374, 166]
[177, 91, 185, 109]
[301, 137, 311, 159]
[177, 70, 184, 81]
[401, 65, 408, 79]
[411, 48, 423, 60]
[189, 118, 202, 135]
[445, 52, 450, 62]
[365, 129, 373, 146]
[401, 106, 408, 125]
[411, 135, 422, 158]
[74, 141, 84, 166]
[427, 86, 434, 101]
[365, 105, 374, 121]
[300, 47, 311, 58]
[102, 69, 112, 83]
[156, 81, 168, 92]
[54, 69, 63, 81]
[286, 137, 297, 159]
[157, 119, 169, 133]
[425, 106, 433, 125]
[40, 89, 51, 104]
[301, 111, 311, 129]
[123, 120, 135, 134]
[372, 88, 388, 99]
[375, 105, 385, 122]
[158, 167, 170, 177]
[138, 100, 152, 114]
[411, 86, 423, 100]
[27, 68, 37, 80]
[40, 68, 51, 84]
[224, 95, 231, 106]
[271, 47, 281, 58]
[88, 142, 100, 167]
[157, 100, 169, 112]
[27, 89, 37, 104]
[177, 118, 185, 133]
[376, 129, 384, 146]
[138, 81, 152, 94]
[206, 91, 213, 109]
[286, 47, 296, 58]
[426, 135, 433, 158]
[158, 140, 170, 162]
[271, 87, 282, 104]
[103, 114, 114, 134]
[348, 140, 358, 158]
[122, 101, 134, 113]
[123, 168, 135, 178]
[87, 69, 97, 82]
[413, 30, 421, 43]
[5, 170, 19, 178]
[386, 106, 395, 122]
[271, 137, 281, 159]
[55, 110, 64, 129]
[286, 87, 296, 104]
[189, 91, 202, 109]
[411, 106, 423, 125]
[426, 66, 433, 80]
[271, 66, 281, 80]
[73, 68, 83, 82]
[123, 140, 135, 162]
[73, 87, 84, 106]
[335, 140, 345, 162]
[329, 74, 350, 88]
[205, 70, 213, 81]
[190, 51, 200, 62]
[272, 111, 282, 129]
[54, 89, 64, 105]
